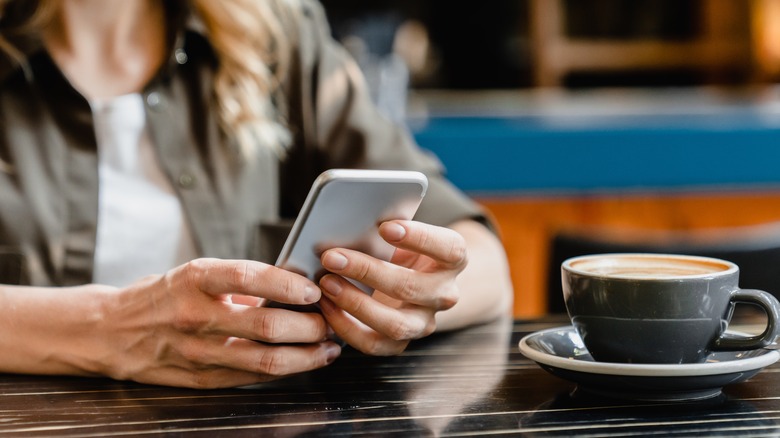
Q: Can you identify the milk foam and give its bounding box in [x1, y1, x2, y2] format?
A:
[570, 255, 730, 279]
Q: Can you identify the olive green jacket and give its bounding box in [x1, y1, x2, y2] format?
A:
[0, 0, 484, 286]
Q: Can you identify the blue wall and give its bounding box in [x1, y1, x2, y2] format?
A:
[412, 114, 780, 195]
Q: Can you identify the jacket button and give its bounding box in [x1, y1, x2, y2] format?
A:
[175, 48, 188, 65]
[177, 172, 196, 188]
[146, 92, 163, 110]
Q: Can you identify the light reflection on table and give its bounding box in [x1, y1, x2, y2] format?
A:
[1, 315, 779, 436]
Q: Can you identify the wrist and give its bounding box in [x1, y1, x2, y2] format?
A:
[59, 284, 120, 377]
[0, 283, 118, 377]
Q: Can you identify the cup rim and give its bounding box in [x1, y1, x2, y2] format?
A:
[562, 253, 738, 280]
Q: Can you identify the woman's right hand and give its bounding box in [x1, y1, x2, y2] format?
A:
[94, 258, 341, 388]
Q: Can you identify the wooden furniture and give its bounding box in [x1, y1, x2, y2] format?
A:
[529, 0, 754, 86]
[2, 316, 780, 436]
[480, 192, 780, 317]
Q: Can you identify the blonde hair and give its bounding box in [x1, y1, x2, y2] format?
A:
[191, 0, 292, 157]
[0, 0, 293, 158]
[0, 1, 56, 70]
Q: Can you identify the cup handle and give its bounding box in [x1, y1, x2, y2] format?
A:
[713, 288, 780, 351]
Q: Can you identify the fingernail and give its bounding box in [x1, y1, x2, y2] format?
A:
[304, 285, 320, 303]
[320, 275, 342, 296]
[325, 344, 341, 363]
[322, 251, 348, 270]
[383, 222, 406, 241]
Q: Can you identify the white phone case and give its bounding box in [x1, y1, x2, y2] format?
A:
[274, 168, 428, 300]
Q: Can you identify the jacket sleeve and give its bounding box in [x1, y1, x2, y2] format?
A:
[282, 0, 491, 229]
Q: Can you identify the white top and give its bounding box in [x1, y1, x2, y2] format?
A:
[91, 93, 198, 287]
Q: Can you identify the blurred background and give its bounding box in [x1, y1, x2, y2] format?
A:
[319, 0, 780, 317]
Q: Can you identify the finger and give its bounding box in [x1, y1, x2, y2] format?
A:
[319, 274, 435, 342]
[138, 366, 273, 389]
[379, 221, 468, 270]
[321, 249, 457, 310]
[219, 338, 340, 377]
[131, 356, 282, 389]
[319, 296, 410, 356]
[214, 305, 331, 343]
[176, 258, 321, 305]
[157, 337, 341, 388]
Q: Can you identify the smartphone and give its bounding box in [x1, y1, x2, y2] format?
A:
[269, 169, 428, 309]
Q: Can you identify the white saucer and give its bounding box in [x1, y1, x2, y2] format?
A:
[519, 326, 780, 402]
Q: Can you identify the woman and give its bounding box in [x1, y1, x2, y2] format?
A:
[0, 0, 512, 388]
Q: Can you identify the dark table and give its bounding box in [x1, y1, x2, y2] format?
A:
[2, 316, 780, 437]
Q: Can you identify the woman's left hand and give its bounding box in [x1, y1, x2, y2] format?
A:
[317, 220, 467, 355]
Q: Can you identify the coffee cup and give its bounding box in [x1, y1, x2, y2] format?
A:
[562, 253, 780, 364]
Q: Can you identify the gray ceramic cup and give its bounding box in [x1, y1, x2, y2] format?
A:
[562, 253, 780, 364]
